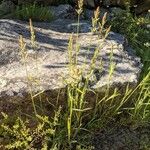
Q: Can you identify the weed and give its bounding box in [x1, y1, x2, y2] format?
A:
[1, 107, 61, 149]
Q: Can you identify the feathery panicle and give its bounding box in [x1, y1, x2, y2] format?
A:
[94, 7, 100, 22]
[29, 19, 36, 48]
[104, 25, 111, 39]
[91, 7, 100, 34]
[76, 0, 84, 15]
[19, 35, 25, 50]
[102, 12, 107, 27]
[19, 35, 28, 60]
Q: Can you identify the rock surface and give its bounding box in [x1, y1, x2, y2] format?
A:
[0, 19, 142, 113]
[50, 4, 77, 19]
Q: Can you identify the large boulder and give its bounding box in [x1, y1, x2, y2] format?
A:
[50, 4, 76, 19]
[0, 19, 142, 115]
[102, 0, 150, 14]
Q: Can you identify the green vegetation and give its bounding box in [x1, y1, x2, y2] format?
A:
[1, 110, 61, 149]
[0, 1, 150, 149]
[110, 8, 150, 76]
[0, 2, 54, 21]
[15, 3, 54, 21]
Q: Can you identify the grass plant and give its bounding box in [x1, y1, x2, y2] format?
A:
[110, 7, 150, 76]
[15, 3, 54, 21]
[129, 71, 150, 125]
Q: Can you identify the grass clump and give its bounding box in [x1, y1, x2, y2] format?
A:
[129, 71, 150, 125]
[108, 6, 150, 125]
[110, 8, 150, 76]
[15, 3, 54, 22]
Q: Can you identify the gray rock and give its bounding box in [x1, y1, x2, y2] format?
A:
[84, 8, 110, 21]
[67, 22, 92, 32]
[72, 0, 95, 8]
[84, 9, 94, 20]
[50, 4, 75, 19]
[0, 19, 142, 114]
[86, 0, 95, 7]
